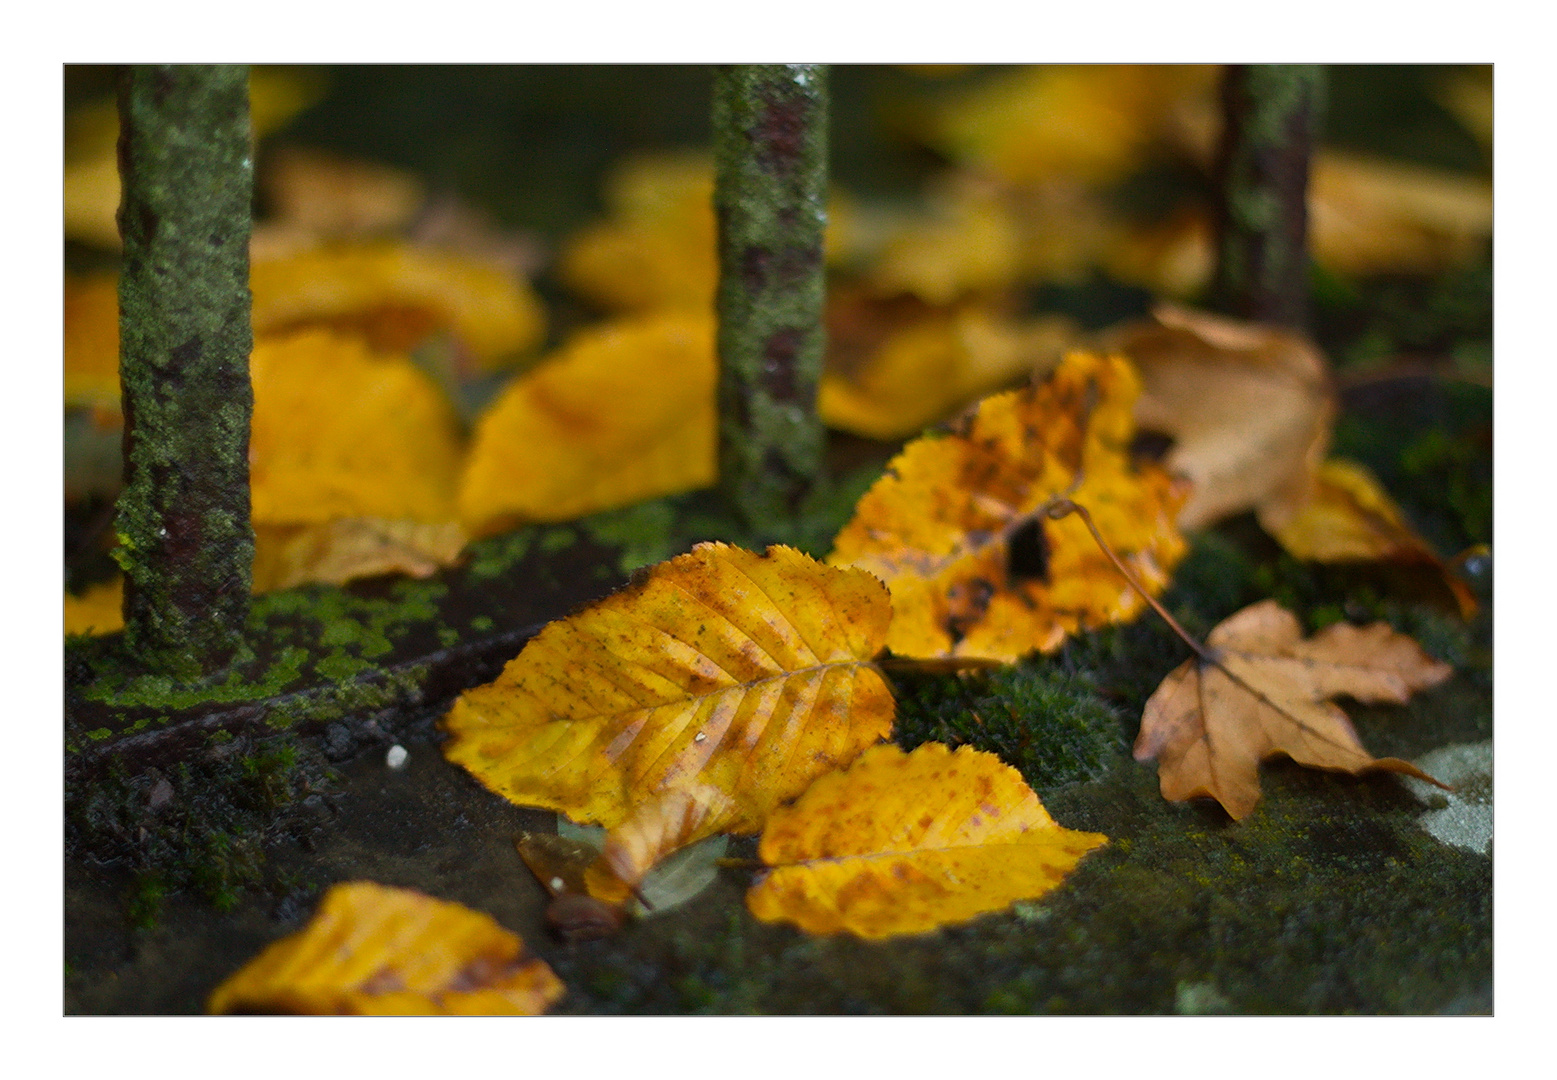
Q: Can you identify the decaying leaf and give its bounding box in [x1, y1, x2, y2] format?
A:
[207, 882, 563, 1015]
[458, 311, 716, 534]
[1102, 304, 1336, 531]
[1133, 600, 1452, 820]
[748, 742, 1107, 939]
[820, 303, 1077, 441]
[250, 330, 465, 526]
[829, 349, 1188, 661]
[581, 785, 737, 906]
[65, 578, 124, 637]
[251, 519, 468, 593]
[1264, 458, 1478, 619]
[249, 241, 546, 367]
[442, 542, 895, 833]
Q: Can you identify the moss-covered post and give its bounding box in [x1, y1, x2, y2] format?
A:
[1210, 64, 1325, 329]
[713, 64, 829, 527]
[115, 65, 255, 678]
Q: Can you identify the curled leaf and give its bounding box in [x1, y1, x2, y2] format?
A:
[206, 882, 564, 1015]
[581, 785, 737, 906]
[458, 311, 716, 534]
[1134, 600, 1453, 820]
[748, 742, 1107, 939]
[442, 542, 895, 833]
[829, 350, 1188, 661]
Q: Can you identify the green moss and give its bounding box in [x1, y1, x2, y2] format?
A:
[464, 528, 537, 580]
[469, 615, 494, 632]
[85, 727, 113, 741]
[539, 527, 577, 555]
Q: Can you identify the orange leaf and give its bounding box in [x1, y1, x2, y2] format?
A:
[63, 273, 123, 413]
[748, 742, 1107, 939]
[206, 882, 563, 1015]
[250, 330, 464, 527]
[457, 311, 716, 533]
[1266, 458, 1478, 618]
[829, 349, 1188, 661]
[441, 542, 895, 833]
[1133, 600, 1453, 820]
[65, 578, 124, 637]
[1102, 304, 1336, 532]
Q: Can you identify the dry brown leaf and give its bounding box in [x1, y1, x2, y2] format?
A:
[259, 145, 426, 237]
[1264, 458, 1478, 619]
[829, 349, 1188, 661]
[748, 742, 1107, 939]
[442, 542, 894, 834]
[1101, 304, 1335, 531]
[206, 882, 563, 1015]
[1133, 600, 1452, 820]
[820, 303, 1078, 440]
[458, 311, 716, 534]
[251, 519, 467, 593]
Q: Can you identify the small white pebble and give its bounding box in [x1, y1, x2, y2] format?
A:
[550, 877, 565, 891]
[385, 744, 409, 770]
[693, 732, 706, 742]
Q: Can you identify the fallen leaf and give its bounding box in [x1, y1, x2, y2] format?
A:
[251, 518, 468, 593]
[863, 175, 1024, 304]
[65, 578, 123, 636]
[819, 303, 1077, 440]
[829, 349, 1188, 661]
[747, 742, 1107, 939]
[457, 311, 716, 534]
[1101, 304, 1335, 531]
[63, 273, 123, 414]
[442, 542, 894, 833]
[1264, 458, 1478, 619]
[258, 144, 426, 237]
[206, 881, 563, 1015]
[917, 65, 1218, 186]
[250, 329, 465, 527]
[249, 240, 546, 367]
[1309, 152, 1492, 277]
[1133, 599, 1453, 820]
[581, 785, 737, 906]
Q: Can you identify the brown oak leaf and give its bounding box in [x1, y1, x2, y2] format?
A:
[1133, 600, 1452, 819]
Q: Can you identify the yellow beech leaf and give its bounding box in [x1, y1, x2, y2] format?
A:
[250, 241, 546, 367]
[829, 350, 1188, 662]
[919, 65, 1218, 186]
[748, 742, 1107, 939]
[458, 311, 716, 534]
[65, 578, 124, 637]
[206, 882, 563, 1015]
[442, 542, 895, 833]
[250, 330, 464, 526]
[1134, 600, 1452, 820]
[63, 273, 122, 413]
[820, 304, 1078, 441]
[251, 519, 468, 593]
[1266, 458, 1478, 619]
[1101, 304, 1336, 532]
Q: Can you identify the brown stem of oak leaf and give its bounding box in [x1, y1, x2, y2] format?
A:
[1042, 498, 1214, 663]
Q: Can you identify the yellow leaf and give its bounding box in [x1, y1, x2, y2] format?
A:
[250, 330, 464, 526]
[441, 542, 895, 833]
[829, 350, 1188, 661]
[63, 273, 122, 414]
[1134, 600, 1452, 820]
[250, 240, 546, 366]
[251, 518, 467, 593]
[458, 311, 716, 533]
[581, 785, 737, 906]
[747, 742, 1107, 939]
[1101, 304, 1335, 532]
[65, 578, 123, 637]
[820, 303, 1077, 440]
[864, 176, 1024, 304]
[1265, 458, 1478, 619]
[206, 882, 563, 1015]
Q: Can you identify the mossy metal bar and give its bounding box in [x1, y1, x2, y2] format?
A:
[713, 64, 829, 527]
[1211, 64, 1325, 329]
[115, 65, 255, 677]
